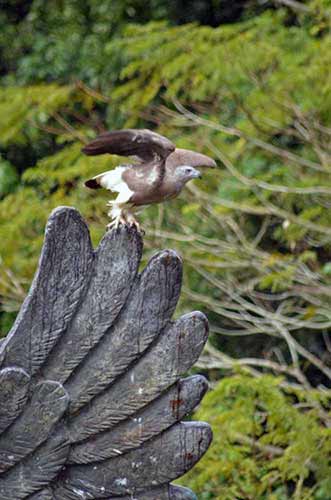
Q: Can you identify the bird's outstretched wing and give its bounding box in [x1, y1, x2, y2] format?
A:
[0, 207, 212, 500]
[82, 129, 176, 163]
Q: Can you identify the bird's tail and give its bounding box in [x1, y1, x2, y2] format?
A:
[85, 178, 102, 189]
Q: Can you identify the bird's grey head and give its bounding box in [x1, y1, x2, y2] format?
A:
[174, 165, 202, 184]
[166, 148, 216, 187]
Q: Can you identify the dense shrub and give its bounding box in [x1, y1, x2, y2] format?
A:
[182, 373, 331, 499]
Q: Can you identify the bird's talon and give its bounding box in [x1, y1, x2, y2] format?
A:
[107, 216, 125, 230]
[125, 216, 143, 233]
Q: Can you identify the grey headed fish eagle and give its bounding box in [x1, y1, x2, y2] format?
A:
[83, 128, 217, 230]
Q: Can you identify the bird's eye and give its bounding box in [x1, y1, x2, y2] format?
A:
[185, 167, 192, 173]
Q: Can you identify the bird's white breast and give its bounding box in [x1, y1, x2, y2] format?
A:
[99, 166, 126, 190]
[99, 166, 134, 203]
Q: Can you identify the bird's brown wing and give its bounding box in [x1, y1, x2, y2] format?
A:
[82, 129, 175, 163]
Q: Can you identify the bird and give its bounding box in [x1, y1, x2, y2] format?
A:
[83, 128, 217, 230]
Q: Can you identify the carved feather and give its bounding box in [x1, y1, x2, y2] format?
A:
[53, 422, 212, 499]
[101, 484, 198, 500]
[28, 488, 53, 500]
[68, 375, 208, 463]
[42, 226, 142, 384]
[66, 312, 208, 442]
[0, 434, 69, 500]
[65, 249, 183, 413]
[0, 207, 93, 374]
[0, 207, 212, 499]
[0, 367, 30, 434]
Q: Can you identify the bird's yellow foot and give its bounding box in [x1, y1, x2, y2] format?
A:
[107, 215, 127, 230]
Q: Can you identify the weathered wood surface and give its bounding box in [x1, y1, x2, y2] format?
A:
[68, 375, 208, 464]
[0, 206, 212, 500]
[0, 367, 30, 434]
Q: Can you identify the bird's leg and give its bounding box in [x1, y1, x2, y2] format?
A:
[107, 204, 127, 229]
[106, 202, 144, 232]
[107, 215, 127, 230]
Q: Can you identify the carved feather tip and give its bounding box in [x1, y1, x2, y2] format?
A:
[107, 223, 145, 236]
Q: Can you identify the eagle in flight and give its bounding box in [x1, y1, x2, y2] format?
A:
[83, 128, 216, 230]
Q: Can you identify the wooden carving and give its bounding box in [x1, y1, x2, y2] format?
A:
[0, 207, 212, 500]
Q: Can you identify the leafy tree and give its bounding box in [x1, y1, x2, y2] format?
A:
[1, 1, 331, 496]
[182, 373, 331, 499]
[1, 2, 331, 384]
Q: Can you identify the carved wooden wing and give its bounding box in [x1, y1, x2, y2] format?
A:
[0, 207, 212, 500]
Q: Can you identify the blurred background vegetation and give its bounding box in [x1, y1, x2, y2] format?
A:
[1, 0, 331, 497]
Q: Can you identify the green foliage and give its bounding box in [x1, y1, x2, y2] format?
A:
[0, 141, 114, 279]
[1, 2, 331, 496]
[108, 10, 331, 127]
[0, 156, 18, 197]
[182, 374, 331, 499]
[1, 1, 331, 355]
[0, 84, 74, 145]
[0, 1, 257, 88]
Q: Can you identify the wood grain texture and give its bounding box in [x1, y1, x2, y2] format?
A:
[0, 434, 69, 500]
[65, 249, 182, 413]
[0, 207, 212, 499]
[101, 484, 197, 499]
[66, 312, 208, 442]
[28, 485, 197, 500]
[0, 207, 93, 374]
[0, 381, 68, 472]
[53, 422, 212, 499]
[42, 226, 142, 384]
[27, 488, 53, 500]
[68, 375, 208, 463]
[0, 367, 30, 434]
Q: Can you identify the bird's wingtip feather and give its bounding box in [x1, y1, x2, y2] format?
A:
[81, 145, 95, 156]
[84, 178, 102, 189]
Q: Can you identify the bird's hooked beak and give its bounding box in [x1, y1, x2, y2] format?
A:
[193, 168, 202, 179]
